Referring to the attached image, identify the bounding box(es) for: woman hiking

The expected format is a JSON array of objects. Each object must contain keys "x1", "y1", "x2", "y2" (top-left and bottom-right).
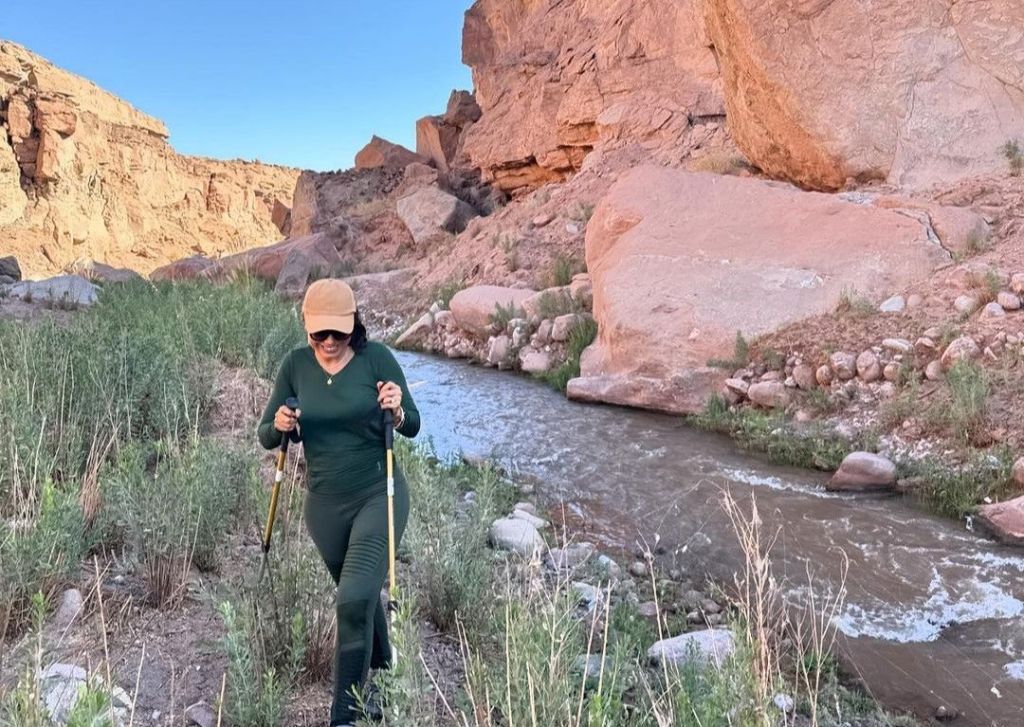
[{"x1": 257, "y1": 278, "x2": 419, "y2": 726}]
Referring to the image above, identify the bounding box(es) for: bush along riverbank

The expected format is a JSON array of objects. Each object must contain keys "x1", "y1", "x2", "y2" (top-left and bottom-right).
[{"x1": 0, "y1": 278, "x2": 914, "y2": 726}]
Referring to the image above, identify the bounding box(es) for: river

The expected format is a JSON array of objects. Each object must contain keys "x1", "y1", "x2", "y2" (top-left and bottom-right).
[{"x1": 397, "y1": 351, "x2": 1024, "y2": 726}]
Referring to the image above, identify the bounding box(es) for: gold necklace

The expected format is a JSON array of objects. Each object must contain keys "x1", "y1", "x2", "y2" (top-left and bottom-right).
[{"x1": 318, "y1": 348, "x2": 352, "y2": 386}]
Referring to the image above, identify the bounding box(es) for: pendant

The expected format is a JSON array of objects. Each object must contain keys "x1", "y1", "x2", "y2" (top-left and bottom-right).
[{"x1": 327, "y1": 377, "x2": 333, "y2": 386}]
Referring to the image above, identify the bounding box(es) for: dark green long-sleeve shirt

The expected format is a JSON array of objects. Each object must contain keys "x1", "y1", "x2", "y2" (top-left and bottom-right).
[{"x1": 257, "y1": 341, "x2": 420, "y2": 494}]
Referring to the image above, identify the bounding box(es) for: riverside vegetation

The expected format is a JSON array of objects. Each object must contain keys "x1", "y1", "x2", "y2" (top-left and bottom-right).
[{"x1": 0, "y1": 279, "x2": 910, "y2": 725}]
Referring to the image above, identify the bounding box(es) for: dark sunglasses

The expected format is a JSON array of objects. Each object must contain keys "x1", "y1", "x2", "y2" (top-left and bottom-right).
[{"x1": 310, "y1": 329, "x2": 351, "y2": 343}]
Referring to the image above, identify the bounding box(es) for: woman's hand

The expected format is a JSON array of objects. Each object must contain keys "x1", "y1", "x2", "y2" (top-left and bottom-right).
[
  {"x1": 376, "y1": 380, "x2": 402, "y2": 413},
  {"x1": 273, "y1": 403, "x2": 299, "y2": 433}
]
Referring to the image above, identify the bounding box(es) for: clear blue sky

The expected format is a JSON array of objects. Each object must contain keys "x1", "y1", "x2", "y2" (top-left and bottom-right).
[{"x1": 1, "y1": 1, "x2": 474, "y2": 171}]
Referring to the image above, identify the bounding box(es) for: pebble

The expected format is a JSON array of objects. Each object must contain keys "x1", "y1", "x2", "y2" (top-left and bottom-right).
[{"x1": 629, "y1": 561, "x2": 647, "y2": 578}]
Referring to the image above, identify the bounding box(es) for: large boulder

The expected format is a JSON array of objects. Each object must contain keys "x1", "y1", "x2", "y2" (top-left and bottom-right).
[
  {"x1": 571, "y1": 166, "x2": 949, "y2": 414},
  {"x1": 396, "y1": 187, "x2": 477, "y2": 245},
  {"x1": 416, "y1": 115, "x2": 461, "y2": 173},
  {"x1": 647, "y1": 629, "x2": 735, "y2": 669},
  {"x1": 827, "y1": 452, "x2": 897, "y2": 492},
  {"x1": 67, "y1": 258, "x2": 143, "y2": 284},
  {"x1": 490, "y1": 517, "x2": 544, "y2": 557},
  {"x1": 9, "y1": 275, "x2": 98, "y2": 306},
  {"x1": 0, "y1": 255, "x2": 22, "y2": 282},
  {"x1": 354, "y1": 135, "x2": 426, "y2": 170},
  {"x1": 977, "y1": 497, "x2": 1024, "y2": 546},
  {"x1": 461, "y1": 0, "x2": 725, "y2": 193},
  {"x1": 0, "y1": 132, "x2": 27, "y2": 226},
  {"x1": 273, "y1": 234, "x2": 345, "y2": 299},
  {"x1": 704, "y1": 0, "x2": 1024, "y2": 190},
  {"x1": 150, "y1": 255, "x2": 215, "y2": 282},
  {"x1": 449, "y1": 285, "x2": 536, "y2": 338}
]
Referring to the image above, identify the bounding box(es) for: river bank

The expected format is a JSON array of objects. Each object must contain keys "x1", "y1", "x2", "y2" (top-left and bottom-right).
[{"x1": 0, "y1": 279, "x2": 931, "y2": 726}]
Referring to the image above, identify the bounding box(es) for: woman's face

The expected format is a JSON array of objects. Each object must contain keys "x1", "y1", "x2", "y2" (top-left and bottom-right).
[{"x1": 309, "y1": 330, "x2": 350, "y2": 360}]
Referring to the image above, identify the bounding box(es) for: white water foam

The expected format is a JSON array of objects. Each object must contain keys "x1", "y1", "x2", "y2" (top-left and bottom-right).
[
  {"x1": 1005, "y1": 661, "x2": 1024, "y2": 680},
  {"x1": 718, "y1": 466, "x2": 846, "y2": 499},
  {"x1": 834, "y1": 571, "x2": 1024, "y2": 643}
]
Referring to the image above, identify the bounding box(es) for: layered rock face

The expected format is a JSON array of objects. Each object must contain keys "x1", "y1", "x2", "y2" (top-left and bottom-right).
[
  {"x1": 463, "y1": 0, "x2": 1024, "y2": 194},
  {"x1": 702, "y1": 0, "x2": 1024, "y2": 191},
  {"x1": 567, "y1": 166, "x2": 952, "y2": 413},
  {"x1": 461, "y1": 0, "x2": 726, "y2": 193},
  {"x1": 0, "y1": 42, "x2": 299, "y2": 277}
]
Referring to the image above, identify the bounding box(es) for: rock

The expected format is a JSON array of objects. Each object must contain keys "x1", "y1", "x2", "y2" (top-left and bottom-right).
[
  {"x1": 596, "y1": 555, "x2": 622, "y2": 579},
  {"x1": 724, "y1": 378, "x2": 749, "y2": 398},
  {"x1": 982, "y1": 302, "x2": 1006, "y2": 318},
  {"x1": 915, "y1": 337, "x2": 938, "y2": 357},
  {"x1": 1013, "y1": 458, "x2": 1024, "y2": 490},
  {"x1": 446, "y1": 90, "x2": 482, "y2": 127},
  {"x1": 486, "y1": 334, "x2": 511, "y2": 367},
  {"x1": 150, "y1": 255, "x2": 215, "y2": 282},
  {"x1": 567, "y1": 369, "x2": 730, "y2": 417},
  {"x1": 521, "y1": 286, "x2": 574, "y2": 320},
  {"x1": 53, "y1": 588, "x2": 83, "y2": 629},
  {"x1": 449, "y1": 285, "x2": 536, "y2": 338},
  {"x1": 815, "y1": 365, "x2": 833, "y2": 387},
  {"x1": 701, "y1": 600, "x2": 723, "y2": 615},
  {"x1": 940, "y1": 336, "x2": 981, "y2": 370},
  {"x1": 532, "y1": 213, "x2": 554, "y2": 228},
  {"x1": 40, "y1": 663, "x2": 127, "y2": 726},
  {"x1": 792, "y1": 364, "x2": 816, "y2": 391},
  {"x1": 396, "y1": 187, "x2": 477, "y2": 245},
  {"x1": 828, "y1": 452, "x2": 897, "y2": 492},
  {"x1": 572, "y1": 654, "x2": 604, "y2": 683},
  {"x1": 907, "y1": 293, "x2": 924, "y2": 308},
  {"x1": 395, "y1": 313, "x2": 434, "y2": 350},
  {"x1": 954, "y1": 295, "x2": 981, "y2": 315},
  {"x1": 519, "y1": 347, "x2": 552, "y2": 374},
  {"x1": 34, "y1": 97, "x2": 77, "y2": 136},
  {"x1": 773, "y1": 693, "x2": 795, "y2": 714},
  {"x1": 882, "y1": 338, "x2": 914, "y2": 355},
  {"x1": 547, "y1": 543, "x2": 596, "y2": 571},
  {"x1": 9, "y1": 275, "x2": 98, "y2": 307},
  {"x1": 934, "y1": 705, "x2": 958, "y2": 721},
  {"x1": 534, "y1": 319, "x2": 553, "y2": 346},
  {"x1": 577, "y1": 167, "x2": 947, "y2": 415},
  {"x1": 572, "y1": 582, "x2": 603, "y2": 609},
  {"x1": 925, "y1": 360, "x2": 945, "y2": 381},
  {"x1": 883, "y1": 363, "x2": 901, "y2": 382},
  {"x1": 66, "y1": 258, "x2": 143, "y2": 284},
  {"x1": 511, "y1": 508, "x2": 549, "y2": 529},
  {"x1": 271, "y1": 199, "x2": 291, "y2": 235},
  {"x1": 415, "y1": 115, "x2": 461, "y2": 172},
  {"x1": 1012, "y1": 274, "x2": 1024, "y2": 296},
  {"x1": 830, "y1": 352, "x2": 858, "y2": 381},
  {"x1": 878, "y1": 295, "x2": 906, "y2": 313},
  {"x1": 490, "y1": 517, "x2": 544, "y2": 557},
  {"x1": 856, "y1": 351, "x2": 882, "y2": 382},
  {"x1": 0, "y1": 256, "x2": 22, "y2": 281},
  {"x1": 354, "y1": 135, "x2": 425, "y2": 170},
  {"x1": 747, "y1": 381, "x2": 791, "y2": 409},
  {"x1": 998, "y1": 292, "x2": 1022, "y2": 311},
  {"x1": 637, "y1": 601, "x2": 660, "y2": 619},
  {"x1": 704, "y1": 0, "x2": 1024, "y2": 190},
  {"x1": 273, "y1": 234, "x2": 345, "y2": 299},
  {"x1": 978, "y1": 496, "x2": 1024, "y2": 545},
  {"x1": 184, "y1": 701, "x2": 217, "y2": 727},
  {"x1": 568, "y1": 273, "x2": 593, "y2": 310},
  {"x1": 629, "y1": 561, "x2": 647, "y2": 578},
  {"x1": 462, "y1": 0, "x2": 723, "y2": 192},
  {"x1": 647, "y1": 629, "x2": 736, "y2": 669},
  {"x1": 551, "y1": 313, "x2": 591, "y2": 342}
]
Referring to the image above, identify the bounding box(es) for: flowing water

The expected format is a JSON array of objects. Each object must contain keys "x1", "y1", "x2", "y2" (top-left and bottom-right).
[{"x1": 397, "y1": 351, "x2": 1024, "y2": 726}]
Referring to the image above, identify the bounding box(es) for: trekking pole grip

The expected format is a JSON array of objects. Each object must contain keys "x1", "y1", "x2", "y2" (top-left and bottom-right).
[{"x1": 383, "y1": 408, "x2": 394, "y2": 449}]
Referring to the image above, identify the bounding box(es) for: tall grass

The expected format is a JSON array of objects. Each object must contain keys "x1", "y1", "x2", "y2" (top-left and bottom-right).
[
  {"x1": 539, "y1": 317, "x2": 598, "y2": 392},
  {"x1": 0, "y1": 278, "x2": 304, "y2": 632}
]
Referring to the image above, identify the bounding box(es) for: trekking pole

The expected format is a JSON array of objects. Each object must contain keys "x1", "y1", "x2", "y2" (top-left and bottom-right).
[
  {"x1": 261, "y1": 396, "x2": 300, "y2": 562},
  {"x1": 383, "y1": 408, "x2": 399, "y2": 663}
]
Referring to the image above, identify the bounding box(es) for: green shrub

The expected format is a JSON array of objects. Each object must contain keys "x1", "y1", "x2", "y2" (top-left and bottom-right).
[
  {"x1": 104, "y1": 439, "x2": 256, "y2": 605},
  {"x1": 0, "y1": 483, "x2": 87, "y2": 639},
  {"x1": 549, "y1": 254, "x2": 583, "y2": 288},
  {"x1": 536, "y1": 290, "x2": 581, "y2": 320},
  {"x1": 489, "y1": 302, "x2": 523, "y2": 333},
  {"x1": 708, "y1": 332, "x2": 750, "y2": 371},
  {"x1": 540, "y1": 316, "x2": 598, "y2": 392},
  {"x1": 945, "y1": 359, "x2": 990, "y2": 443},
  {"x1": 1002, "y1": 139, "x2": 1023, "y2": 176},
  {"x1": 836, "y1": 287, "x2": 875, "y2": 317}
]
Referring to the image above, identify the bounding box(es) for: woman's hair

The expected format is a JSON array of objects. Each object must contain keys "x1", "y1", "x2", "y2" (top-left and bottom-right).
[{"x1": 350, "y1": 310, "x2": 368, "y2": 352}]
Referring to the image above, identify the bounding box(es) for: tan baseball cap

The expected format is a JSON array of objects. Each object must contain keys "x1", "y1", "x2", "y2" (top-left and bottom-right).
[{"x1": 302, "y1": 278, "x2": 357, "y2": 334}]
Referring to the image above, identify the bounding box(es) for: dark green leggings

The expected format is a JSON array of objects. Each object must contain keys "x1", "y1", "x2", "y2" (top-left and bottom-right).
[{"x1": 304, "y1": 473, "x2": 409, "y2": 725}]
